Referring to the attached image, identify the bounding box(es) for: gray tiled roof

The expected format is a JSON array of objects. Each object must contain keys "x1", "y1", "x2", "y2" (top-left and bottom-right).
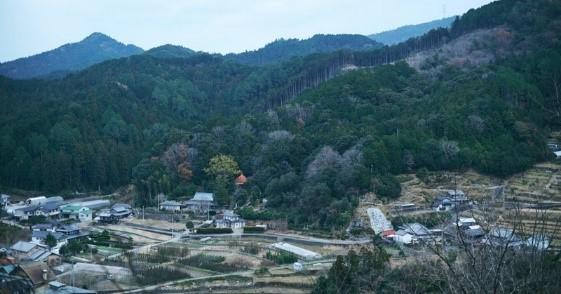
[
  {"x1": 193, "y1": 192, "x2": 214, "y2": 202},
  {"x1": 10, "y1": 241, "x2": 38, "y2": 253}
]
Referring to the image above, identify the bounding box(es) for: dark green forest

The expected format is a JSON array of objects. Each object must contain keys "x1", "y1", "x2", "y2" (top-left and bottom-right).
[{"x1": 0, "y1": 0, "x2": 560, "y2": 230}]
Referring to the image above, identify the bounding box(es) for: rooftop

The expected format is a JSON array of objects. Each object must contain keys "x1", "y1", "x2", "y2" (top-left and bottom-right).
[
  {"x1": 32, "y1": 231, "x2": 65, "y2": 240},
  {"x1": 40, "y1": 201, "x2": 62, "y2": 212},
  {"x1": 193, "y1": 192, "x2": 214, "y2": 202},
  {"x1": 57, "y1": 224, "x2": 80, "y2": 232},
  {"x1": 10, "y1": 241, "x2": 39, "y2": 253},
  {"x1": 400, "y1": 223, "x2": 432, "y2": 236},
  {"x1": 270, "y1": 242, "x2": 322, "y2": 259},
  {"x1": 161, "y1": 200, "x2": 182, "y2": 206},
  {"x1": 32, "y1": 223, "x2": 56, "y2": 230},
  {"x1": 46, "y1": 281, "x2": 97, "y2": 294},
  {"x1": 112, "y1": 203, "x2": 131, "y2": 210}
]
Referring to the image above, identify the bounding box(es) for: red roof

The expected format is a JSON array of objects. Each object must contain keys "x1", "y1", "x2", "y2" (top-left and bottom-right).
[
  {"x1": 382, "y1": 230, "x2": 396, "y2": 237},
  {"x1": 235, "y1": 174, "x2": 247, "y2": 185}
]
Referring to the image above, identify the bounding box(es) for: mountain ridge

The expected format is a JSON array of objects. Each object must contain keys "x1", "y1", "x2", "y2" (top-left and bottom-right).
[
  {"x1": 369, "y1": 16, "x2": 456, "y2": 45},
  {"x1": 0, "y1": 32, "x2": 143, "y2": 79}
]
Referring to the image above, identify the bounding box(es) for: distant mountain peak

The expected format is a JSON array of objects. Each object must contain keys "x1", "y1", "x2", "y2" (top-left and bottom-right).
[
  {"x1": 0, "y1": 33, "x2": 143, "y2": 79},
  {"x1": 81, "y1": 32, "x2": 120, "y2": 44}
]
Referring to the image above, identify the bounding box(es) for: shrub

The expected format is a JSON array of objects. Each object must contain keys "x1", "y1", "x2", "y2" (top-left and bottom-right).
[
  {"x1": 178, "y1": 254, "x2": 247, "y2": 272},
  {"x1": 265, "y1": 251, "x2": 298, "y2": 264}
]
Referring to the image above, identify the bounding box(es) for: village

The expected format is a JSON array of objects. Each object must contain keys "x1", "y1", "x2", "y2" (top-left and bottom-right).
[{"x1": 1, "y1": 152, "x2": 560, "y2": 293}]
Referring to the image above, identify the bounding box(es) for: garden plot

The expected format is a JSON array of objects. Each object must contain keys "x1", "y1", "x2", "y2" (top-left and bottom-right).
[
  {"x1": 103, "y1": 224, "x2": 171, "y2": 242},
  {"x1": 123, "y1": 217, "x2": 187, "y2": 231}
]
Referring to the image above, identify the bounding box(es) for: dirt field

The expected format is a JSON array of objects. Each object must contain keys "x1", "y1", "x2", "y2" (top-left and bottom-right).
[
  {"x1": 123, "y1": 218, "x2": 187, "y2": 231},
  {"x1": 104, "y1": 224, "x2": 172, "y2": 242}
]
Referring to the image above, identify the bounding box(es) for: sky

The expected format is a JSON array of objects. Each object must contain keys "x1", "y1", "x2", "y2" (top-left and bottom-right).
[{"x1": 0, "y1": 0, "x2": 495, "y2": 62}]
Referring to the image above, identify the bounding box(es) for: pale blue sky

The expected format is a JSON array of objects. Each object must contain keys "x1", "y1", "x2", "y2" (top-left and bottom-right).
[{"x1": 0, "y1": 0, "x2": 494, "y2": 62}]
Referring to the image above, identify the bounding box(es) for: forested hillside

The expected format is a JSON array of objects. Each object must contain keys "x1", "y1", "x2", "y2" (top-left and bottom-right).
[
  {"x1": 0, "y1": 0, "x2": 560, "y2": 230},
  {"x1": 226, "y1": 34, "x2": 382, "y2": 65}
]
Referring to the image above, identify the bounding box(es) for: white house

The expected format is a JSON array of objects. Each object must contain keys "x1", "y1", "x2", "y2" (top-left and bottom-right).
[
  {"x1": 13, "y1": 205, "x2": 38, "y2": 220},
  {"x1": 215, "y1": 210, "x2": 245, "y2": 229},
  {"x1": 160, "y1": 200, "x2": 184, "y2": 211},
  {"x1": 31, "y1": 223, "x2": 56, "y2": 232},
  {"x1": 393, "y1": 230, "x2": 415, "y2": 245},
  {"x1": 35, "y1": 201, "x2": 62, "y2": 217},
  {"x1": 457, "y1": 217, "x2": 477, "y2": 228},
  {"x1": 293, "y1": 262, "x2": 304, "y2": 272}
]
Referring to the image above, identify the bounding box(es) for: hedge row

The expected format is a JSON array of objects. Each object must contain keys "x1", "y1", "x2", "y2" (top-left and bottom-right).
[
  {"x1": 195, "y1": 227, "x2": 233, "y2": 234},
  {"x1": 243, "y1": 226, "x2": 266, "y2": 233}
]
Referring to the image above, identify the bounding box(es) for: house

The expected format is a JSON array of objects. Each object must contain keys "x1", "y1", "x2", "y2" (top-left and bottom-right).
[
  {"x1": 95, "y1": 204, "x2": 132, "y2": 224},
  {"x1": 32, "y1": 223, "x2": 56, "y2": 232},
  {"x1": 186, "y1": 192, "x2": 214, "y2": 213},
  {"x1": 432, "y1": 196, "x2": 453, "y2": 211},
  {"x1": 485, "y1": 227, "x2": 524, "y2": 247},
  {"x1": 160, "y1": 200, "x2": 184, "y2": 211},
  {"x1": 223, "y1": 210, "x2": 239, "y2": 221},
  {"x1": 16, "y1": 262, "x2": 56, "y2": 288},
  {"x1": 215, "y1": 218, "x2": 245, "y2": 229},
  {"x1": 61, "y1": 204, "x2": 92, "y2": 221},
  {"x1": 548, "y1": 143, "x2": 560, "y2": 151},
  {"x1": 110, "y1": 204, "x2": 133, "y2": 219},
  {"x1": 0, "y1": 194, "x2": 9, "y2": 207},
  {"x1": 46, "y1": 281, "x2": 97, "y2": 294},
  {"x1": 293, "y1": 262, "x2": 304, "y2": 272},
  {"x1": 0, "y1": 265, "x2": 34, "y2": 293},
  {"x1": 392, "y1": 230, "x2": 415, "y2": 245},
  {"x1": 31, "y1": 231, "x2": 66, "y2": 246},
  {"x1": 215, "y1": 210, "x2": 245, "y2": 229},
  {"x1": 526, "y1": 235, "x2": 550, "y2": 250},
  {"x1": 446, "y1": 190, "x2": 468, "y2": 202},
  {"x1": 10, "y1": 241, "x2": 43, "y2": 256},
  {"x1": 399, "y1": 223, "x2": 433, "y2": 240},
  {"x1": 9, "y1": 241, "x2": 56, "y2": 263},
  {"x1": 465, "y1": 225, "x2": 486, "y2": 239},
  {"x1": 457, "y1": 217, "x2": 477, "y2": 228},
  {"x1": 13, "y1": 205, "x2": 38, "y2": 220},
  {"x1": 250, "y1": 219, "x2": 288, "y2": 231},
  {"x1": 5, "y1": 203, "x2": 27, "y2": 216},
  {"x1": 554, "y1": 150, "x2": 561, "y2": 159},
  {"x1": 269, "y1": 242, "x2": 321, "y2": 260},
  {"x1": 35, "y1": 201, "x2": 62, "y2": 217},
  {"x1": 96, "y1": 209, "x2": 118, "y2": 224},
  {"x1": 56, "y1": 224, "x2": 81, "y2": 236}
]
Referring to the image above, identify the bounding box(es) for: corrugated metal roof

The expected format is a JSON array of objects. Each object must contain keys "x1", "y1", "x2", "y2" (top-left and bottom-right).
[{"x1": 10, "y1": 241, "x2": 38, "y2": 253}]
